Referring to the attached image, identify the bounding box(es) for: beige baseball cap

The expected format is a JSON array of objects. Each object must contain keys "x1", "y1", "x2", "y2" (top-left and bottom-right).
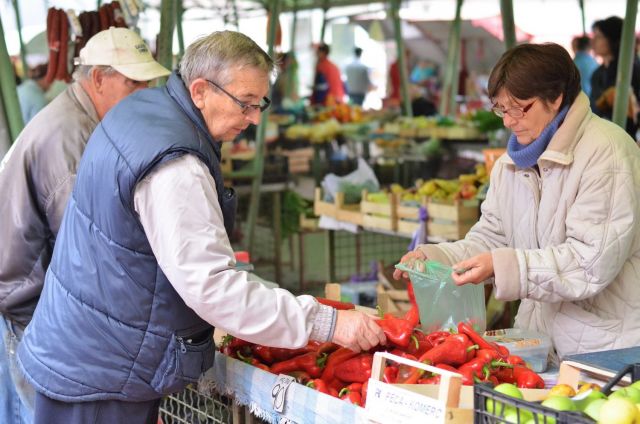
[{"x1": 75, "y1": 27, "x2": 171, "y2": 81}]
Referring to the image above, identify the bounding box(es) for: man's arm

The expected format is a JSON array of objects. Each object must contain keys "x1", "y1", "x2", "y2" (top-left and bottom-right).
[{"x1": 133, "y1": 154, "x2": 335, "y2": 348}]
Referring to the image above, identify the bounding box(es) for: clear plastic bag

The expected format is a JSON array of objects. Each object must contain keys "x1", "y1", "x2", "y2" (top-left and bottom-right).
[{"x1": 395, "y1": 260, "x2": 486, "y2": 333}]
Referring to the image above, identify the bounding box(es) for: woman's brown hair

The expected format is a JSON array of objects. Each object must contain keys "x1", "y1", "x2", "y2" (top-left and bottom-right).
[{"x1": 488, "y1": 43, "x2": 581, "y2": 110}]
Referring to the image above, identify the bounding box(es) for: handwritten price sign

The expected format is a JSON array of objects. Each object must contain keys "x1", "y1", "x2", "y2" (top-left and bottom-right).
[{"x1": 271, "y1": 374, "x2": 296, "y2": 413}]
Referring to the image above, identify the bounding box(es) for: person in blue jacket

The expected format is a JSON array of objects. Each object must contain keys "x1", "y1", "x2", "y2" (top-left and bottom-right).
[{"x1": 17, "y1": 31, "x2": 385, "y2": 424}]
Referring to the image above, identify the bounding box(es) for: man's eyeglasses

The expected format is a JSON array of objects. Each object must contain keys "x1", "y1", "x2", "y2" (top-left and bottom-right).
[
  {"x1": 206, "y1": 79, "x2": 271, "y2": 114},
  {"x1": 491, "y1": 100, "x2": 536, "y2": 118}
]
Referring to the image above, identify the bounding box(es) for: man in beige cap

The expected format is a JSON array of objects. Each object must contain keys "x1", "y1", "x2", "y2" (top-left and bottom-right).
[
  {"x1": 0, "y1": 27, "x2": 169, "y2": 424},
  {"x1": 17, "y1": 30, "x2": 384, "y2": 423}
]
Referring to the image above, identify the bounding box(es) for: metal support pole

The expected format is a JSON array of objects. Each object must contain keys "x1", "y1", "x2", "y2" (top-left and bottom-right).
[
  {"x1": 157, "y1": 0, "x2": 176, "y2": 85},
  {"x1": 0, "y1": 16, "x2": 24, "y2": 142},
  {"x1": 320, "y1": 0, "x2": 329, "y2": 43},
  {"x1": 11, "y1": 0, "x2": 27, "y2": 73},
  {"x1": 286, "y1": 1, "x2": 298, "y2": 98},
  {"x1": 612, "y1": 0, "x2": 639, "y2": 129},
  {"x1": 438, "y1": 0, "x2": 463, "y2": 117},
  {"x1": 176, "y1": 0, "x2": 185, "y2": 62},
  {"x1": 577, "y1": 0, "x2": 586, "y2": 35},
  {"x1": 246, "y1": 0, "x2": 280, "y2": 256},
  {"x1": 389, "y1": 0, "x2": 412, "y2": 117},
  {"x1": 232, "y1": 0, "x2": 241, "y2": 30},
  {"x1": 499, "y1": 0, "x2": 516, "y2": 50}
]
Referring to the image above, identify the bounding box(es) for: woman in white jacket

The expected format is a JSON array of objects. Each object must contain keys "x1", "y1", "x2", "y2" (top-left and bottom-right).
[{"x1": 395, "y1": 43, "x2": 640, "y2": 358}]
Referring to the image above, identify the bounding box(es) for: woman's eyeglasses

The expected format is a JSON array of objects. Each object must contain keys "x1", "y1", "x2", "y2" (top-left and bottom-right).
[
  {"x1": 492, "y1": 100, "x2": 536, "y2": 118},
  {"x1": 206, "y1": 79, "x2": 271, "y2": 114}
]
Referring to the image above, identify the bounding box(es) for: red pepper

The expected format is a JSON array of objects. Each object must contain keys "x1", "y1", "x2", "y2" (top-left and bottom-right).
[
  {"x1": 236, "y1": 351, "x2": 270, "y2": 372},
  {"x1": 406, "y1": 331, "x2": 433, "y2": 357},
  {"x1": 434, "y1": 363, "x2": 459, "y2": 373},
  {"x1": 493, "y1": 367, "x2": 515, "y2": 384},
  {"x1": 458, "y1": 357, "x2": 491, "y2": 381},
  {"x1": 507, "y1": 355, "x2": 526, "y2": 366},
  {"x1": 458, "y1": 322, "x2": 508, "y2": 360},
  {"x1": 285, "y1": 371, "x2": 311, "y2": 385},
  {"x1": 339, "y1": 385, "x2": 362, "y2": 406},
  {"x1": 361, "y1": 380, "x2": 369, "y2": 407},
  {"x1": 476, "y1": 349, "x2": 503, "y2": 363},
  {"x1": 458, "y1": 367, "x2": 477, "y2": 385},
  {"x1": 320, "y1": 347, "x2": 359, "y2": 382},
  {"x1": 418, "y1": 375, "x2": 441, "y2": 384},
  {"x1": 315, "y1": 297, "x2": 355, "y2": 310},
  {"x1": 334, "y1": 353, "x2": 373, "y2": 383},
  {"x1": 403, "y1": 303, "x2": 420, "y2": 328},
  {"x1": 426, "y1": 330, "x2": 451, "y2": 346},
  {"x1": 251, "y1": 342, "x2": 321, "y2": 365},
  {"x1": 407, "y1": 282, "x2": 417, "y2": 307},
  {"x1": 219, "y1": 335, "x2": 251, "y2": 358},
  {"x1": 376, "y1": 315, "x2": 414, "y2": 348},
  {"x1": 487, "y1": 375, "x2": 499, "y2": 386},
  {"x1": 307, "y1": 379, "x2": 329, "y2": 394},
  {"x1": 383, "y1": 365, "x2": 399, "y2": 384},
  {"x1": 328, "y1": 387, "x2": 339, "y2": 397},
  {"x1": 271, "y1": 351, "x2": 328, "y2": 378},
  {"x1": 389, "y1": 349, "x2": 417, "y2": 362},
  {"x1": 419, "y1": 334, "x2": 477, "y2": 367},
  {"x1": 513, "y1": 365, "x2": 545, "y2": 389}
]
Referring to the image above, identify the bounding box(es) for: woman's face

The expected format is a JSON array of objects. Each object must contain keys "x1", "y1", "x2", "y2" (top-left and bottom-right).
[
  {"x1": 592, "y1": 28, "x2": 611, "y2": 58},
  {"x1": 493, "y1": 88, "x2": 563, "y2": 145}
]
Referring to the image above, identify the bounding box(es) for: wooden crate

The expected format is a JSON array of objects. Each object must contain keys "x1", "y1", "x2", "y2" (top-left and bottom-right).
[
  {"x1": 396, "y1": 198, "x2": 478, "y2": 240},
  {"x1": 360, "y1": 190, "x2": 398, "y2": 231},
  {"x1": 279, "y1": 147, "x2": 313, "y2": 174},
  {"x1": 427, "y1": 199, "x2": 479, "y2": 240},
  {"x1": 396, "y1": 201, "x2": 424, "y2": 236},
  {"x1": 366, "y1": 352, "x2": 549, "y2": 424},
  {"x1": 313, "y1": 188, "x2": 363, "y2": 226}
]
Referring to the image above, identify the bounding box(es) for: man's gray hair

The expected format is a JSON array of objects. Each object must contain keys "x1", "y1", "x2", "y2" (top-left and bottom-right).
[
  {"x1": 72, "y1": 65, "x2": 119, "y2": 82},
  {"x1": 179, "y1": 31, "x2": 275, "y2": 87}
]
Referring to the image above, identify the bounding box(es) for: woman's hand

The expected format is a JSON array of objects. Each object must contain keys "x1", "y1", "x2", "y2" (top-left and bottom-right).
[
  {"x1": 451, "y1": 252, "x2": 494, "y2": 286},
  {"x1": 392, "y1": 249, "x2": 427, "y2": 280}
]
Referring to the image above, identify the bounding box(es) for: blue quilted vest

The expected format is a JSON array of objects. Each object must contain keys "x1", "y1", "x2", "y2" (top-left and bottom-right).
[{"x1": 18, "y1": 72, "x2": 237, "y2": 402}]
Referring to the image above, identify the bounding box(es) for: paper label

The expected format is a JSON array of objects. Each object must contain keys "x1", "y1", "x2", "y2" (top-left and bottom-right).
[
  {"x1": 365, "y1": 379, "x2": 446, "y2": 424},
  {"x1": 271, "y1": 374, "x2": 296, "y2": 413}
]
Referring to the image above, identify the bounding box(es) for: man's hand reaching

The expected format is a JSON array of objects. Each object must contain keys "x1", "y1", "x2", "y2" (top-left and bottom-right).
[{"x1": 331, "y1": 310, "x2": 386, "y2": 352}]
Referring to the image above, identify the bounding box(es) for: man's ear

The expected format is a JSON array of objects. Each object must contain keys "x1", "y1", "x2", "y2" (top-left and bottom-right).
[
  {"x1": 90, "y1": 67, "x2": 105, "y2": 93},
  {"x1": 189, "y1": 78, "x2": 209, "y2": 110}
]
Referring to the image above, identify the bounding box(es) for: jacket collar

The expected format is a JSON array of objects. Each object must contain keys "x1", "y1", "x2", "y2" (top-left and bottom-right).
[
  {"x1": 501, "y1": 92, "x2": 592, "y2": 167},
  {"x1": 165, "y1": 71, "x2": 221, "y2": 158},
  {"x1": 71, "y1": 82, "x2": 100, "y2": 125}
]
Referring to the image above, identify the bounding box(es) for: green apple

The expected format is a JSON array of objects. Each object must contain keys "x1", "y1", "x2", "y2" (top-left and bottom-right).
[
  {"x1": 503, "y1": 408, "x2": 533, "y2": 423},
  {"x1": 584, "y1": 398, "x2": 606, "y2": 421},
  {"x1": 575, "y1": 390, "x2": 608, "y2": 411},
  {"x1": 598, "y1": 397, "x2": 638, "y2": 424},
  {"x1": 542, "y1": 396, "x2": 577, "y2": 411},
  {"x1": 485, "y1": 383, "x2": 523, "y2": 416},
  {"x1": 610, "y1": 387, "x2": 640, "y2": 404},
  {"x1": 629, "y1": 380, "x2": 640, "y2": 391}
]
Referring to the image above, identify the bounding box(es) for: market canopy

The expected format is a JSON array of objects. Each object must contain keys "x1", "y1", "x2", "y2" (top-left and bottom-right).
[{"x1": 354, "y1": 16, "x2": 533, "y2": 72}]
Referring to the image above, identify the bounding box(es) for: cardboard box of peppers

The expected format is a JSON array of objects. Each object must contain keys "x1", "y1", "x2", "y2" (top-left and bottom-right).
[{"x1": 219, "y1": 284, "x2": 545, "y2": 408}]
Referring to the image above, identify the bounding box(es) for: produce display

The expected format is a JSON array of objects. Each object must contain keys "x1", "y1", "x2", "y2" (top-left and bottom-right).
[
  {"x1": 485, "y1": 379, "x2": 640, "y2": 423},
  {"x1": 365, "y1": 163, "x2": 488, "y2": 204},
  {"x1": 218, "y1": 289, "x2": 545, "y2": 408}
]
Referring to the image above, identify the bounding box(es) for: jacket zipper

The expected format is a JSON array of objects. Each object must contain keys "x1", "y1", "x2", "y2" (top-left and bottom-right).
[
  {"x1": 523, "y1": 169, "x2": 542, "y2": 248},
  {"x1": 177, "y1": 336, "x2": 187, "y2": 353}
]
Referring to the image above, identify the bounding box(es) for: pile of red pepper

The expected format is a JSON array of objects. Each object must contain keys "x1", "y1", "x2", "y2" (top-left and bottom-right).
[{"x1": 219, "y1": 291, "x2": 545, "y2": 408}]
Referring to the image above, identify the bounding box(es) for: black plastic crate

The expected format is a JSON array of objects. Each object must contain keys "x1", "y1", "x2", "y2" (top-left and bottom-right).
[{"x1": 473, "y1": 383, "x2": 594, "y2": 424}]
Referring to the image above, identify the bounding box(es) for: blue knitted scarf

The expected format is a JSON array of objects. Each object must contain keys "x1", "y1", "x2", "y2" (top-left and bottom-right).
[{"x1": 507, "y1": 105, "x2": 569, "y2": 168}]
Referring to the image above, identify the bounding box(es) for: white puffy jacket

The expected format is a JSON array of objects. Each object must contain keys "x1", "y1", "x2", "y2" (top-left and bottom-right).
[{"x1": 418, "y1": 92, "x2": 640, "y2": 358}]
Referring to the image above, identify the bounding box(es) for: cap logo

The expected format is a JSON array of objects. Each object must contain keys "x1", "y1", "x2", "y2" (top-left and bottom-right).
[{"x1": 135, "y1": 43, "x2": 149, "y2": 54}]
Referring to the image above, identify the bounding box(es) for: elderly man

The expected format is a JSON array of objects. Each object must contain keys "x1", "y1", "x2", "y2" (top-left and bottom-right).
[
  {"x1": 17, "y1": 31, "x2": 385, "y2": 423},
  {"x1": 0, "y1": 27, "x2": 169, "y2": 424}
]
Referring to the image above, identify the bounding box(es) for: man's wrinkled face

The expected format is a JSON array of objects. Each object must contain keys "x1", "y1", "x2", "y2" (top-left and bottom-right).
[{"x1": 194, "y1": 67, "x2": 270, "y2": 142}]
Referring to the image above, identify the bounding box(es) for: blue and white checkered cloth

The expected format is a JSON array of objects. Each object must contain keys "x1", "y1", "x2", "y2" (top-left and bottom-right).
[{"x1": 200, "y1": 351, "x2": 369, "y2": 424}]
